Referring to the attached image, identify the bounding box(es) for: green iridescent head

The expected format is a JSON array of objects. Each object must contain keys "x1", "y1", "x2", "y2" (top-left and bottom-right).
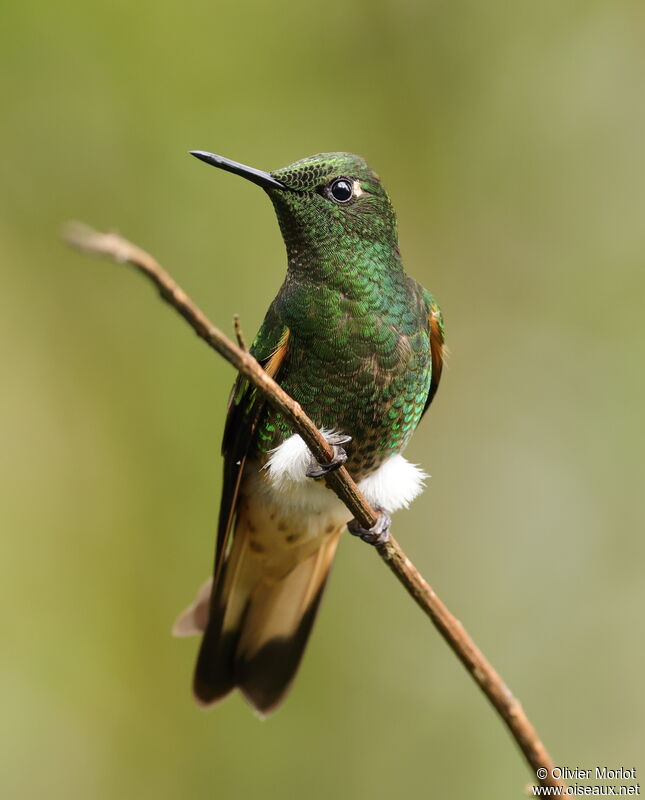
[{"x1": 190, "y1": 150, "x2": 399, "y2": 261}]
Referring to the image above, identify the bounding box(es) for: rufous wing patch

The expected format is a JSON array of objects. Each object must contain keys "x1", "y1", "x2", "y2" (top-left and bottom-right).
[
  {"x1": 264, "y1": 327, "x2": 290, "y2": 379},
  {"x1": 422, "y1": 303, "x2": 445, "y2": 414}
]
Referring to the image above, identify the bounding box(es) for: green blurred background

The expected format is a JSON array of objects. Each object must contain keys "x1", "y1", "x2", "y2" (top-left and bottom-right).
[{"x1": 2, "y1": 1, "x2": 644, "y2": 797}]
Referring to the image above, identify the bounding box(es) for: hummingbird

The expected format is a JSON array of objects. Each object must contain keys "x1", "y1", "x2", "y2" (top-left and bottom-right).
[{"x1": 174, "y1": 151, "x2": 445, "y2": 716}]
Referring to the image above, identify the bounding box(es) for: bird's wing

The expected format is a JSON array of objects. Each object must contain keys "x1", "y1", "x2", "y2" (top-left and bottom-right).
[
  {"x1": 420, "y1": 288, "x2": 446, "y2": 418},
  {"x1": 215, "y1": 305, "x2": 290, "y2": 569}
]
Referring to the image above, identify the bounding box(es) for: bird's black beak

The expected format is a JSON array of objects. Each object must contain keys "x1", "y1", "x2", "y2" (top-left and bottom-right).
[{"x1": 189, "y1": 151, "x2": 288, "y2": 190}]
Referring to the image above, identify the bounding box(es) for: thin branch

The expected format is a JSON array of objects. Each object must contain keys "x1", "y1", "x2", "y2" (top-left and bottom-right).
[
  {"x1": 233, "y1": 314, "x2": 247, "y2": 351},
  {"x1": 63, "y1": 221, "x2": 565, "y2": 791}
]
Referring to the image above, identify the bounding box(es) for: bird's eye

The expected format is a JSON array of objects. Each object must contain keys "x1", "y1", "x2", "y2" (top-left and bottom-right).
[{"x1": 328, "y1": 177, "x2": 353, "y2": 204}]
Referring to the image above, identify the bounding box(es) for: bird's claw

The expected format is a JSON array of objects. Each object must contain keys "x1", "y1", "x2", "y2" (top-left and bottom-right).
[
  {"x1": 348, "y1": 509, "x2": 391, "y2": 546},
  {"x1": 305, "y1": 434, "x2": 351, "y2": 480},
  {"x1": 306, "y1": 446, "x2": 348, "y2": 479}
]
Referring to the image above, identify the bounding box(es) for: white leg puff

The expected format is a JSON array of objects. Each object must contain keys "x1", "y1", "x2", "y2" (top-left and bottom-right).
[
  {"x1": 263, "y1": 434, "x2": 428, "y2": 517},
  {"x1": 264, "y1": 429, "x2": 346, "y2": 491},
  {"x1": 357, "y1": 454, "x2": 428, "y2": 513}
]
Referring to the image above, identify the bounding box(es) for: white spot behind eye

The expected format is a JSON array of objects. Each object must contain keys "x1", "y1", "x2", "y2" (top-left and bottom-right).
[{"x1": 352, "y1": 180, "x2": 364, "y2": 198}]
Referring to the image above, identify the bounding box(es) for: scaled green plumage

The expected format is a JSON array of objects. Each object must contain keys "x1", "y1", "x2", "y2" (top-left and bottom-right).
[{"x1": 238, "y1": 153, "x2": 442, "y2": 476}]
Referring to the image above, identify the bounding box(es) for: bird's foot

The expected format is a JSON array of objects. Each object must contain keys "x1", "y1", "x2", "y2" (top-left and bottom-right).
[
  {"x1": 348, "y1": 508, "x2": 391, "y2": 546},
  {"x1": 305, "y1": 433, "x2": 351, "y2": 479}
]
